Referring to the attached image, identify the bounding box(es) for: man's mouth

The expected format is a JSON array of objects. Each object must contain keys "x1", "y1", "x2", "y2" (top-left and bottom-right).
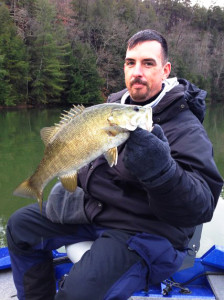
[{"x1": 130, "y1": 78, "x2": 147, "y2": 87}]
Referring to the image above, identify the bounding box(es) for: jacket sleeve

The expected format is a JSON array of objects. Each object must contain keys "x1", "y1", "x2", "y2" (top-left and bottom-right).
[{"x1": 145, "y1": 110, "x2": 223, "y2": 228}]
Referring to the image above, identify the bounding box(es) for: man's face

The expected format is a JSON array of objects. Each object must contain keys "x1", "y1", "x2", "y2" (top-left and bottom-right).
[{"x1": 124, "y1": 41, "x2": 171, "y2": 102}]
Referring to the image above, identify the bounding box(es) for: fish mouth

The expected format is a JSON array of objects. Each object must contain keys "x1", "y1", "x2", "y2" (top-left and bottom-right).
[
  {"x1": 107, "y1": 106, "x2": 152, "y2": 131},
  {"x1": 135, "y1": 108, "x2": 153, "y2": 131}
]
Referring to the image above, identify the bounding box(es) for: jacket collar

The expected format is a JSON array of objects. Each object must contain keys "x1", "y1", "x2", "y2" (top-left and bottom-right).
[{"x1": 154, "y1": 79, "x2": 207, "y2": 124}]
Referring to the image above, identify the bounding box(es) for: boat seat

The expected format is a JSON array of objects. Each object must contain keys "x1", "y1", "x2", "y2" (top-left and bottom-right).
[
  {"x1": 66, "y1": 241, "x2": 94, "y2": 264},
  {"x1": 179, "y1": 224, "x2": 203, "y2": 270},
  {"x1": 65, "y1": 224, "x2": 203, "y2": 271}
]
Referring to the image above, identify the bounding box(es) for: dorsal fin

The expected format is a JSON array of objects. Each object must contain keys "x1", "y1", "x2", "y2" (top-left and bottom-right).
[
  {"x1": 40, "y1": 105, "x2": 86, "y2": 145},
  {"x1": 40, "y1": 126, "x2": 59, "y2": 145},
  {"x1": 56, "y1": 105, "x2": 85, "y2": 127}
]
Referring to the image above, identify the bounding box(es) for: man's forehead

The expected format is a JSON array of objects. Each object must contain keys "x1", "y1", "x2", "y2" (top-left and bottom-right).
[{"x1": 126, "y1": 40, "x2": 162, "y2": 60}]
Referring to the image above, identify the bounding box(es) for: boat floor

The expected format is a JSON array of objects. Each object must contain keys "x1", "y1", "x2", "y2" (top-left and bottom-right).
[
  {"x1": 0, "y1": 269, "x2": 18, "y2": 300},
  {"x1": 207, "y1": 274, "x2": 224, "y2": 300},
  {"x1": 1, "y1": 268, "x2": 224, "y2": 299}
]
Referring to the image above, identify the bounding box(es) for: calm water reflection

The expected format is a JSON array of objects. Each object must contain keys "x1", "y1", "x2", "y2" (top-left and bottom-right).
[
  {"x1": 0, "y1": 107, "x2": 62, "y2": 246},
  {"x1": 0, "y1": 104, "x2": 223, "y2": 247}
]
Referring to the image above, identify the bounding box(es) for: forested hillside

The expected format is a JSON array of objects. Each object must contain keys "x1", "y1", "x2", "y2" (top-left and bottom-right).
[{"x1": 0, "y1": 0, "x2": 224, "y2": 106}]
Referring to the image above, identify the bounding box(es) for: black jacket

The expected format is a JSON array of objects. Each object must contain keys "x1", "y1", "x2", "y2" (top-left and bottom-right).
[{"x1": 78, "y1": 79, "x2": 223, "y2": 250}]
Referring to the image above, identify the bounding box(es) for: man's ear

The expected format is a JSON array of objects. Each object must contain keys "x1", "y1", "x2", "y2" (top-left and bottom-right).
[{"x1": 162, "y1": 62, "x2": 171, "y2": 80}]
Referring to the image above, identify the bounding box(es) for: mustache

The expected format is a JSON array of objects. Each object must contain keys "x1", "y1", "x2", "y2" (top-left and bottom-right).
[{"x1": 130, "y1": 78, "x2": 148, "y2": 86}]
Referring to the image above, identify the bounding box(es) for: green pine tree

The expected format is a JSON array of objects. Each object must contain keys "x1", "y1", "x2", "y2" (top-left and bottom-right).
[
  {"x1": 28, "y1": 0, "x2": 66, "y2": 104},
  {"x1": 0, "y1": 3, "x2": 29, "y2": 106},
  {"x1": 65, "y1": 42, "x2": 104, "y2": 105},
  {"x1": 0, "y1": 54, "x2": 11, "y2": 105}
]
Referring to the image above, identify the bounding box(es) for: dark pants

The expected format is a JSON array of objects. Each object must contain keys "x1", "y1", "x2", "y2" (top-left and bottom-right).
[{"x1": 7, "y1": 203, "x2": 185, "y2": 300}]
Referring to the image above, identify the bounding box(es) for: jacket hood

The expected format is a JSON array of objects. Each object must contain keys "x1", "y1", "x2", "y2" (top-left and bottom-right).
[{"x1": 179, "y1": 78, "x2": 207, "y2": 123}]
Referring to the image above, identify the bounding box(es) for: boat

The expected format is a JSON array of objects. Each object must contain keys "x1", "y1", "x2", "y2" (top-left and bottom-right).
[
  {"x1": 1, "y1": 200, "x2": 224, "y2": 300},
  {"x1": 1, "y1": 243, "x2": 224, "y2": 300}
]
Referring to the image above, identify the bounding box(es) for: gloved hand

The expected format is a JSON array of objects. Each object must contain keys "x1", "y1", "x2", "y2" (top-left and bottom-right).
[{"x1": 123, "y1": 125, "x2": 176, "y2": 187}]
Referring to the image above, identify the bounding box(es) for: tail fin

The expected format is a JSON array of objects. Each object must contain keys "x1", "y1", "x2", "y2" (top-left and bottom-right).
[{"x1": 13, "y1": 179, "x2": 43, "y2": 210}]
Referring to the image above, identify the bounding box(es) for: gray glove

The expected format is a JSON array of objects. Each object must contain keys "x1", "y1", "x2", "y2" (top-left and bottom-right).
[{"x1": 46, "y1": 182, "x2": 89, "y2": 224}]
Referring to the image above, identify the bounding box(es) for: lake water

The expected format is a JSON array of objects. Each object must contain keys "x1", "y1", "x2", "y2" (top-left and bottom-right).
[{"x1": 0, "y1": 104, "x2": 223, "y2": 250}]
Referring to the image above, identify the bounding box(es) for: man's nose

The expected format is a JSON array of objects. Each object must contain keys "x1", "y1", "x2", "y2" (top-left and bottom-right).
[{"x1": 132, "y1": 63, "x2": 143, "y2": 77}]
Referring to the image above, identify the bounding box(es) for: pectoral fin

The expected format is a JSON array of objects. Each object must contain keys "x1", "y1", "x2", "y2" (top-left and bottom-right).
[
  {"x1": 104, "y1": 147, "x2": 118, "y2": 167},
  {"x1": 60, "y1": 171, "x2": 78, "y2": 192}
]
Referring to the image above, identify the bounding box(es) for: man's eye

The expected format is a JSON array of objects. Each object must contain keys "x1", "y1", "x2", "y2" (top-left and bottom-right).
[
  {"x1": 125, "y1": 61, "x2": 134, "y2": 66},
  {"x1": 144, "y1": 62, "x2": 153, "y2": 67}
]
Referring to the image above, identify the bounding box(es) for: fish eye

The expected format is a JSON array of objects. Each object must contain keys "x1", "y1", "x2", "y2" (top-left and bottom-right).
[{"x1": 133, "y1": 106, "x2": 139, "y2": 112}]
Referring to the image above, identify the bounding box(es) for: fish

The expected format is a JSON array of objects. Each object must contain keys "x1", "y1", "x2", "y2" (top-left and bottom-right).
[{"x1": 13, "y1": 103, "x2": 152, "y2": 209}]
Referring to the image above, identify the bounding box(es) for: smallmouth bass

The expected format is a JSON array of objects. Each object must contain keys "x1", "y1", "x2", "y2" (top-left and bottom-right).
[{"x1": 13, "y1": 103, "x2": 152, "y2": 209}]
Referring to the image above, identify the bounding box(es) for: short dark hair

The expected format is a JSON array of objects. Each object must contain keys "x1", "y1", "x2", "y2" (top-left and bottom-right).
[{"x1": 127, "y1": 29, "x2": 168, "y2": 63}]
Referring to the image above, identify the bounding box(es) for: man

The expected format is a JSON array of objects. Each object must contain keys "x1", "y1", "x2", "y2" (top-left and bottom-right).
[{"x1": 7, "y1": 29, "x2": 223, "y2": 300}]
